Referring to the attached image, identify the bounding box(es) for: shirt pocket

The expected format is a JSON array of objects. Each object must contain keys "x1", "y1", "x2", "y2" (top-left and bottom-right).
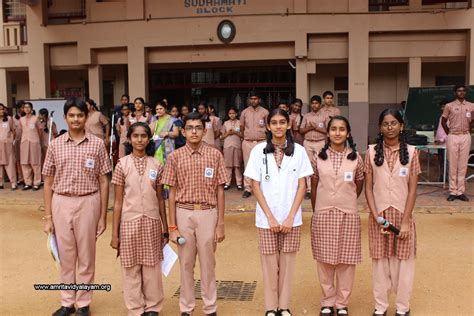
[{"x1": 82, "y1": 153, "x2": 98, "y2": 176}]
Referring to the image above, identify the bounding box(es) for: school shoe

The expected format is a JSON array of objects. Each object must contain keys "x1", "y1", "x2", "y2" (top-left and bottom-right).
[
  {"x1": 75, "y1": 306, "x2": 90, "y2": 316},
  {"x1": 304, "y1": 192, "x2": 311, "y2": 200},
  {"x1": 22, "y1": 185, "x2": 32, "y2": 190},
  {"x1": 372, "y1": 310, "x2": 387, "y2": 316},
  {"x1": 17, "y1": 180, "x2": 25, "y2": 186},
  {"x1": 447, "y1": 194, "x2": 457, "y2": 201},
  {"x1": 224, "y1": 184, "x2": 230, "y2": 190},
  {"x1": 206, "y1": 313, "x2": 217, "y2": 316},
  {"x1": 237, "y1": 185, "x2": 243, "y2": 191},
  {"x1": 395, "y1": 310, "x2": 410, "y2": 316},
  {"x1": 11, "y1": 185, "x2": 17, "y2": 191},
  {"x1": 336, "y1": 307, "x2": 348, "y2": 315},
  {"x1": 457, "y1": 194, "x2": 469, "y2": 202},
  {"x1": 265, "y1": 310, "x2": 278, "y2": 316},
  {"x1": 0, "y1": 184, "x2": 3, "y2": 189},
  {"x1": 320, "y1": 306, "x2": 334, "y2": 316},
  {"x1": 32, "y1": 185, "x2": 40, "y2": 191},
  {"x1": 144, "y1": 312, "x2": 159, "y2": 316},
  {"x1": 181, "y1": 313, "x2": 191, "y2": 316},
  {"x1": 242, "y1": 191, "x2": 252, "y2": 198},
  {"x1": 279, "y1": 309, "x2": 292, "y2": 316},
  {"x1": 52, "y1": 306, "x2": 76, "y2": 316}
]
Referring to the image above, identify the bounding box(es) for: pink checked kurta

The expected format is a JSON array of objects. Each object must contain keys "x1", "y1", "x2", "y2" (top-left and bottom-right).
[{"x1": 19, "y1": 115, "x2": 42, "y2": 165}]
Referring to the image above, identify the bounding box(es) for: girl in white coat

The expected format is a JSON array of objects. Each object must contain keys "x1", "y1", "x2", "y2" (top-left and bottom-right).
[{"x1": 244, "y1": 109, "x2": 313, "y2": 316}]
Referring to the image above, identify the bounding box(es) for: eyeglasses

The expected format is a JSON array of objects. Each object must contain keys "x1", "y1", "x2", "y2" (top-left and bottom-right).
[
  {"x1": 184, "y1": 126, "x2": 204, "y2": 132},
  {"x1": 381, "y1": 121, "x2": 400, "y2": 129}
]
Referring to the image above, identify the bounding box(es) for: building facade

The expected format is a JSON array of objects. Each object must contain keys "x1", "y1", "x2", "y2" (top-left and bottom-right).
[{"x1": 0, "y1": 0, "x2": 473, "y2": 149}]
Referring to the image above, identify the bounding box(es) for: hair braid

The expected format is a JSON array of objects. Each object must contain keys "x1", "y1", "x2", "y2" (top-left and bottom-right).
[
  {"x1": 318, "y1": 137, "x2": 330, "y2": 160},
  {"x1": 374, "y1": 132, "x2": 385, "y2": 166},
  {"x1": 399, "y1": 129, "x2": 409, "y2": 165},
  {"x1": 347, "y1": 134, "x2": 357, "y2": 161},
  {"x1": 284, "y1": 129, "x2": 295, "y2": 156}
]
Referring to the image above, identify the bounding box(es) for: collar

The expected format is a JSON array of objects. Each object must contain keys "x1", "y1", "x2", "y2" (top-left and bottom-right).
[
  {"x1": 131, "y1": 153, "x2": 147, "y2": 161},
  {"x1": 64, "y1": 132, "x2": 89, "y2": 145},
  {"x1": 250, "y1": 106, "x2": 261, "y2": 112},
  {"x1": 184, "y1": 142, "x2": 204, "y2": 156},
  {"x1": 454, "y1": 99, "x2": 465, "y2": 105},
  {"x1": 383, "y1": 142, "x2": 400, "y2": 152},
  {"x1": 328, "y1": 146, "x2": 347, "y2": 155}
]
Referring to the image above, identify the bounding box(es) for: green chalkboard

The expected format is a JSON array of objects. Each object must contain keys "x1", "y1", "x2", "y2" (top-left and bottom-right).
[{"x1": 404, "y1": 86, "x2": 474, "y2": 131}]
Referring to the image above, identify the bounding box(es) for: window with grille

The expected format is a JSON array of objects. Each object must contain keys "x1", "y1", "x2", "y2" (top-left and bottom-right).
[{"x1": 3, "y1": 0, "x2": 26, "y2": 22}]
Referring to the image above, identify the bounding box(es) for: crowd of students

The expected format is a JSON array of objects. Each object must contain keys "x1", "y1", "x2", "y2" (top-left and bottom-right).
[{"x1": 0, "y1": 85, "x2": 471, "y2": 316}]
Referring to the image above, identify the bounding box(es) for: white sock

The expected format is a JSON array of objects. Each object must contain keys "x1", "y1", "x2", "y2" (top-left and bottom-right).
[
  {"x1": 375, "y1": 311, "x2": 386, "y2": 315},
  {"x1": 322, "y1": 308, "x2": 332, "y2": 313},
  {"x1": 338, "y1": 309, "x2": 348, "y2": 315}
]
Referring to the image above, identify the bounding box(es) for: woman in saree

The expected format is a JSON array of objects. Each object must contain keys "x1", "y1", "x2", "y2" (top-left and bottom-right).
[{"x1": 149, "y1": 101, "x2": 180, "y2": 167}]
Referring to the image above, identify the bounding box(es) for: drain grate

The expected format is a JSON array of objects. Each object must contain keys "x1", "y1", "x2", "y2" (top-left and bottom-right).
[{"x1": 173, "y1": 280, "x2": 257, "y2": 301}]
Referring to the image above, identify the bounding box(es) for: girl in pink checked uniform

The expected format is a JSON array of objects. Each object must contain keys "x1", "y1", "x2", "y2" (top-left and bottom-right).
[
  {"x1": 365, "y1": 109, "x2": 421, "y2": 316},
  {"x1": 111, "y1": 122, "x2": 169, "y2": 316}
]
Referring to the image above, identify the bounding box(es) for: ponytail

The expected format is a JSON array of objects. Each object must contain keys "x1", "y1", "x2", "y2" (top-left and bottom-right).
[
  {"x1": 263, "y1": 129, "x2": 295, "y2": 157},
  {"x1": 347, "y1": 134, "x2": 358, "y2": 160},
  {"x1": 318, "y1": 137, "x2": 330, "y2": 160}
]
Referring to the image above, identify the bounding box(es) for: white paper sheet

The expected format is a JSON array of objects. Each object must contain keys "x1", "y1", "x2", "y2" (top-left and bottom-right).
[
  {"x1": 47, "y1": 233, "x2": 60, "y2": 269},
  {"x1": 161, "y1": 244, "x2": 178, "y2": 277}
]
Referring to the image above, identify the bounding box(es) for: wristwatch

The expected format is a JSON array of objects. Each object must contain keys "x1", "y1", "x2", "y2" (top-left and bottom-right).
[{"x1": 163, "y1": 232, "x2": 169, "y2": 239}]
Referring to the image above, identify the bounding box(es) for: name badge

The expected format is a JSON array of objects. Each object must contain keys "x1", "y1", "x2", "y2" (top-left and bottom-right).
[
  {"x1": 85, "y1": 158, "x2": 95, "y2": 169},
  {"x1": 399, "y1": 167, "x2": 408, "y2": 177},
  {"x1": 130, "y1": 118, "x2": 136, "y2": 124},
  {"x1": 259, "y1": 119, "x2": 265, "y2": 126},
  {"x1": 235, "y1": 127, "x2": 240, "y2": 132},
  {"x1": 344, "y1": 171, "x2": 353, "y2": 181},
  {"x1": 2, "y1": 123, "x2": 7, "y2": 128},
  {"x1": 149, "y1": 169, "x2": 158, "y2": 180},
  {"x1": 467, "y1": 112, "x2": 472, "y2": 118},
  {"x1": 206, "y1": 122, "x2": 212, "y2": 129},
  {"x1": 152, "y1": 135, "x2": 160, "y2": 141},
  {"x1": 318, "y1": 122, "x2": 324, "y2": 128},
  {"x1": 29, "y1": 123, "x2": 35, "y2": 129},
  {"x1": 204, "y1": 167, "x2": 214, "y2": 178}
]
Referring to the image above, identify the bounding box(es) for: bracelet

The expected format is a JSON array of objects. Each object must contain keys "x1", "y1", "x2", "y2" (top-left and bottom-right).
[
  {"x1": 168, "y1": 225, "x2": 178, "y2": 232},
  {"x1": 42, "y1": 215, "x2": 52, "y2": 220}
]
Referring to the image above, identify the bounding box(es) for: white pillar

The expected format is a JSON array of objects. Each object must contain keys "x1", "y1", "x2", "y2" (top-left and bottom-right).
[
  {"x1": 408, "y1": 57, "x2": 422, "y2": 88},
  {"x1": 127, "y1": 45, "x2": 148, "y2": 100},
  {"x1": 88, "y1": 65, "x2": 103, "y2": 106}
]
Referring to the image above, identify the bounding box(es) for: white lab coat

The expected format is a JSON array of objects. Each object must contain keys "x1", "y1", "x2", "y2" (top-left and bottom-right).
[{"x1": 244, "y1": 142, "x2": 314, "y2": 229}]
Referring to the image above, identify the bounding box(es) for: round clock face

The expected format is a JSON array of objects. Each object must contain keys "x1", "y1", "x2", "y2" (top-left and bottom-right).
[
  {"x1": 220, "y1": 23, "x2": 232, "y2": 39},
  {"x1": 217, "y1": 20, "x2": 235, "y2": 43}
]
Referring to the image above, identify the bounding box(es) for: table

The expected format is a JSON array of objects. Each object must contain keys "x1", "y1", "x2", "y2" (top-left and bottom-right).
[{"x1": 416, "y1": 144, "x2": 447, "y2": 187}]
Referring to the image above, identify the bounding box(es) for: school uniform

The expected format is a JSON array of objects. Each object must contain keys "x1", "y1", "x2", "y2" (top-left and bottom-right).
[
  {"x1": 221, "y1": 119, "x2": 243, "y2": 186},
  {"x1": 322, "y1": 105, "x2": 341, "y2": 120},
  {"x1": 365, "y1": 144, "x2": 421, "y2": 313},
  {"x1": 161, "y1": 143, "x2": 228, "y2": 314},
  {"x1": 212, "y1": 115, "x2": 223, "y2": 151},
  {"x1": 111, "y1": 155, "x2": 165, "y2": 316},
  {"x1": 0, "y1": 117, "x2": 17, "y2": 186},
  {"x1": 310, "y1": 148, "x2": 364, "y2": 309},
  {"x1": 244, "y1": 142, "x2": 313, "y2": 311},
  {"x1": 117, "y1": 116, "x2": 130, "y2": 158},
  {"x1": 85, "y1": 111, "x2": 109, "y2": 140},
  {"x1": 13, "y1": 116, "x2": 23, "y2": 183},
  {"x1": 42, "y1": 132, "x2": 112, "y2": 308},
  {"x1": 240, "y1": 106, "x2": 269, "y2": 192},
  {"x1": 289, "y1": 113, "x2": 304, "y2": 145},
  {"x1": 301, "y1": 111, "x2": 330, "y2": 193},
  {"x1": 203, "y1": 116, "x2": 220, "y2": 149},
  {"x1": 40, "y1": 118, "x2": 58, "y2": 164},
  {"x1": 129, "y1": 114, "x2": 148, "y2": 124},
  {"x1": 442, "y1": 100, "x2": 474, "y2": 196},
  {"x1": 19, "y1": 115, "x2": 42, "y2": 186}
]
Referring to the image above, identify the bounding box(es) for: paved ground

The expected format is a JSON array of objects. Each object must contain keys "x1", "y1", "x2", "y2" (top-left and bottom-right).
[{"x1": 0, "y1": 183, "x2": 473, "y2": 315}]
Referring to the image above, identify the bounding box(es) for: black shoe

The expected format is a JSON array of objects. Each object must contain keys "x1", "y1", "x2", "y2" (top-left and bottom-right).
[
  {"x1": 336, "y1": 307, "x2": 348, "y2": 315},
  {"x1": 320, "y1": 306, "x2": 334, "y2": 316},
  {"x1": 11, "y1": 185, "x2": 17, "y2": 191},
  {"x1": 372, "y1": 311, "x2": 387, "y2": 316},
  {"x1": 304, "y1": 192, "x2": 311, "y2": 200},
  {"x1": 52, "y1": 306, "x2": 76, "y2": 316},
  {"x1": 457, "y1": 194, "x2": 469, "y2": 202},
  {"x1": 0, "y1": 185, "x2": 3, "y2": 189},
  {"x1": 237, "y1": 185, "x2": 243, "y2": 191},
  {"x1": 242, "y1": 191, "x2": 251, "y2": 198},
  {"x1": 17, "y1": 180, "x2": 25, "y2": 186},
  {"x1": 75, "y1": 306, "x2": 90, "y2": 316},
  {"x1": 279, "y1": 309, "x2": 292, "y2": 316},
  {"x1": 144, "y1": 312, "x2": 159, "y2": 316},
  {"x1": 265, "y1": 311, "x2": 278, "y2": 316},
  {"x1": 207, "y1": 313, "x2": 217, "y2": 316},
  {"x1": 395, "y1": 310, "x2": 410, "y2": 316},
  {"x1": 22, "y1": 185, "x2": 31, "y2": 190},
  {"x1": 181, "y1": 313, "x2": 191, "y2": 316},
  {"x1": 447, "y1": 194, "x2": 457, "y2": 201},
  {"x1": 32, "y1": 185, "x2": 40, "y2": 191},
  {"x1": 224, "y1": 184, "x2": 230, "y2": 190}
]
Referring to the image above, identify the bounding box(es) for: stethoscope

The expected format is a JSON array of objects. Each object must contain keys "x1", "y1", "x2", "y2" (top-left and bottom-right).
[{"x1": 263, "y1": 141, "x2": 287, "y2": 182}]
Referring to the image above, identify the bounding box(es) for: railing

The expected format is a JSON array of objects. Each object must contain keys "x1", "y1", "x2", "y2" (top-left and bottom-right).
[{"x1": 2, "y1": 21, "x2": 27, "y2": 47}]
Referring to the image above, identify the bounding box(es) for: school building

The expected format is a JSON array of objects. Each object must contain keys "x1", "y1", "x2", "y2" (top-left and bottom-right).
[{"x1": 0, "y1": 0, "x2": 473, "y2": 149}]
